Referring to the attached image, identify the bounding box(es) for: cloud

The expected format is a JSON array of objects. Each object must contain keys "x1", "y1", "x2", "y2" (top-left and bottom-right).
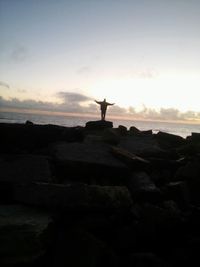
[
  {"x1": 0, "y1": 81, "x2": 10, "y2": 89},
  {"x1": 0, "y1": 92, "x2": 94, "y2": 114},
  {"x1": 1, "y1": 93, "x2": 200, "y2": 122},
  {"x1": 57, "y1": 91, "x2": 92, "y2": 103},
  {"x1": 109, "y1": 105, "x2": 128, "y2": 115}
]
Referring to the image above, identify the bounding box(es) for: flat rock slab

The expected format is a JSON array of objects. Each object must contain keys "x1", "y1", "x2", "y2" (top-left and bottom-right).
[
  {"x1": 86, "y1": 120, "x2": 113, "y2": 130},
  {"x1": 118, "y1": 135, "x2": 168, "y2": 158},
  {"x1": 51, "y1": 142, "x2": 129, "y2": 181},
  {"x1": 111, "y1": 146, "x2": 150, "y2": 170},
  {"x1": 14, "y1": 182, "x2": 133, "y2": 211},
  {"x1": 0, "y1": 204, "x2": 52, "y2": 265},
  {"x1": 0, "y1": 154, "x2": 52, "y2": 183}
]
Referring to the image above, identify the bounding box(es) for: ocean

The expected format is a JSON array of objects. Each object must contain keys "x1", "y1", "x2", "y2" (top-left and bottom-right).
[{"x1": 1, "y1": 110, "x2": 200, "y2": 138}]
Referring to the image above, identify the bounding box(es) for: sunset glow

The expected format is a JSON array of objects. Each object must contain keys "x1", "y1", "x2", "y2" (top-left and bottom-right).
[{"x1": 1, "y1": 0, "x2": 200, "y2": 122}]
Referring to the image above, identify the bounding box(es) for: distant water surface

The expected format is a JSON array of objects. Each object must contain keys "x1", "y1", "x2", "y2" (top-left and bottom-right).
[{"x1": 1, "y1": 110, "x2": 200, "y2": 138}]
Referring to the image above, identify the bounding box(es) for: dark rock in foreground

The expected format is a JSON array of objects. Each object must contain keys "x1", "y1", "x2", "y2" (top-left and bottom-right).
[
  {"x1": 118, "y1": 134, "x2": 169, "y2": 158},
  {"x1": 0, "y1": 154, "x2": 52, "y2": 183},
  {"x1": 51, "y1": 142, "x2": 129, "y2": 183},
  {"x1": 14, "y1": 182, "x2": 133, "y2": 211},
  {"x1": 0, "y1": 122, "x2": 84, "y2": 153},
  {"x1": 54, "y1": 227, "x2": 117, "y2": 267},
  {"x1": 128, "y1": 171, "x2": 162, "y2": 203},
  {"x1": 1, "y1": 121, "x2": 200, "y2": 267},
  {"x1": 155, "y1": 131, "x2": 185, "y2": 149},
  {"x1": 0, "y1": 204, "x2": 52, "y2": 265}
]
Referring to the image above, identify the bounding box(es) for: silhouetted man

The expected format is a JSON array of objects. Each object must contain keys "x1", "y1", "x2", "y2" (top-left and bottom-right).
[{"x1": 95, "y1": 98, "x2": 115, "y2": 120}]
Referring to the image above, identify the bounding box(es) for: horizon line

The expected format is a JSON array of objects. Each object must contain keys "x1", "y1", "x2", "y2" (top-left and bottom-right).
[{"x1": 1, "y1": 107, "x2": 200, "y2": 126}]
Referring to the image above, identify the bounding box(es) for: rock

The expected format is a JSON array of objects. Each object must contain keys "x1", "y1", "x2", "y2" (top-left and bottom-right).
[
  {"x1": 150, "y1": 169, "x2": 172, "y2": 186},
  {"x1": 191, "y1": 132, "x2": 200, "y2": 142},
  {"x1": 165, "y1": 181, "x2": 190, "y2": 209},
  {"x1": 102, "y1": 128, "x2": 121, "y2": 145},
  {"x1": 118, "y1": 135, "x2": 170, "y2": 158},
  {"x1": 117, "y1": 125, "x2": 127, "y2": 136},
  {"x1": 25, "y1": 120, "x2": 34, "y2": 125},
  {"x1": 14, "y1": 182, "x2": 133, "y2": 211},
  {"x1": 0, "y1": 204, "x2": 52, "y2": 265},
  {"x1": 111, "y1": 147, "x2": 150, "y2": 170},
  {"x1": 175, "y1": 159, "x2": 200, "y2": 181},
  {"x1": 53, "y1": 228, "x2": 118, "y2": 267},
  {"x1": 0, "y1": 181, "x2": 15, "y2": 204},
  {"x1": 51, "y1": 142, "x2": 129, "y2": 183},
  {"x1": 61, "y1": 126, "x2": 85, "y2": 142},
  {"x1": 112, "y1": 223, "x2": 138, "y2": 253},
  {"x1": 0, "y1": 123, "x2": 84, "y2": 153},
  {"x1": 177, "y1": 143, "x2": 200, "y2": 156},
  {"x1": 175, "y1": 158, "x2": 200, "y2": 204},
  {"x1": 128, "y1": 252, "x2": 167, "y2": 267},
  {"x1": 128, "y1": 172, "x2": 161, "y2": 203},
  {"x1": 179, "y1": 133, "x2": 200, "y2": 156},
  {"x1": 148, "y1": 157, "x2": 185, "y2": 171},
  {"x1": 129, "y1": 126, "x2": 141, "y2": 135},
  {"x1": 0, "y1": 154, "x2": 52, "y2": 183},
  {"x1": 84, "y1": 134, "x2": 103, "y2": 143},
  {"x1": 140, "y1": 129, "x2": 153, "y2": 136},
  {"x1": 85, "y1": 120, "x2": 113, "y2": 130},
  {"x1": 137, "y1": 202, "x2": 183, "y2": 248},
  {"x1": 155, "y1": 131, "x2": 186, "y2": 149}
]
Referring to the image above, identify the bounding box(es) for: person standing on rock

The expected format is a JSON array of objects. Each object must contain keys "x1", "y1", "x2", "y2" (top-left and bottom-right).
[{"x1": 95, "y1": 98, "x2": 115, "y2": 120}]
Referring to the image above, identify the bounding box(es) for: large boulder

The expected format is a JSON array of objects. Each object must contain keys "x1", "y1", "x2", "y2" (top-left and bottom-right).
[
  {"x1": 53, "y1": 228, "x2": 117, "y2": 267},
  {"x1": 14, "y1": 182, "x2": 133, "y2": 211},
  {"x1": 129, "y1": 126, "x2": 141, "y2": 135},
  {"x1": 102, "y1": 128, "x2": 121, "y2": 145},
  {"x1": 128, "y1": 252, "x2": 167, "y2": 267},
  {"x1": 165, "y1": 181, "x2": 190, "y2": 209},
  {"x1": 0, "y1": 204, "x2": 52, "y2": 265},
  {"x1": 50, "y1": 142, "x2": 129, "y2": 183},
  {"x1": 190, "y1": 132, "x2": 200, "y2": 142},
  {"x1": 155, "y1": 131, "x2": 185, "y2": 149},
  {"x1": 118, "y1": 135, "x2": 169, "y2": 158},
  {"x1": 0, "y1": 154, "x2": 52, "y2": 183},
  {"x1": 128, "y1": 171, "x2": 161, "y2": 203},
  {"x1": 0, "y1": 123, "x2": 84, "y2": 153},
  {"x1": 117, "y1": 125, "x2": 128, "y2": 136},
  {"x1": 175, "y1": 158, "x2": 200, "y2": 204},
  {"x1": 86, "y1": 120, "x2": 113, "y2": 130}
]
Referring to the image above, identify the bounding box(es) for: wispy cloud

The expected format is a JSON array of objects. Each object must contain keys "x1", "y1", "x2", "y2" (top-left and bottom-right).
[
  {"x1": 0, "y1": 81, "x2": 10, "y2": 89},
  {"x1": 57, "y1": 91, "x2": 92, "y2": 103}
]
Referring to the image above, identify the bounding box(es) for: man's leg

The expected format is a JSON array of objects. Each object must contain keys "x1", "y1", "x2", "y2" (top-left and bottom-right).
[{"x1": 103, "y1": 110, "x2": 106, "y2": 120}]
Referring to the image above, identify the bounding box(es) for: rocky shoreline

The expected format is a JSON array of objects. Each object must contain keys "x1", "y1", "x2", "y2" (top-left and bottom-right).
[{"x1": 1, "y1": 120, "x2": 200, "y2": 266}]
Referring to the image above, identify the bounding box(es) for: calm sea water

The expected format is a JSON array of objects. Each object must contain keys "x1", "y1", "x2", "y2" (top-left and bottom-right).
[{"x1": 1, "y1": 110, "x2": 200, "y2": 138}]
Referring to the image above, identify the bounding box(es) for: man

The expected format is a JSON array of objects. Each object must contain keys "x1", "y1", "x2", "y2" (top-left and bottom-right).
[{"x1": 95, "y1": 98, "x2": 115, "y2": 120}]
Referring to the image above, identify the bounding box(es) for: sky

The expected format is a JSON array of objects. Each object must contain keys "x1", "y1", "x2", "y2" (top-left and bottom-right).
[{"x1": 1, "y1": 0, "x2": 200, "y2": 122}]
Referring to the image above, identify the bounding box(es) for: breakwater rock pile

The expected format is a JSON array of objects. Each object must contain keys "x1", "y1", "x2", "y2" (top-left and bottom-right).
[{"x1": 1, "y1": 120, "x2": 200, "y2": 266}]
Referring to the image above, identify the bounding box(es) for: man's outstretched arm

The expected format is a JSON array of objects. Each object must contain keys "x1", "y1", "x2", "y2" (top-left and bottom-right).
[
  {"x1": 107, "y1": 102, "x2": 115, "y2": 106},
  {"x1": 95, "y1": 100, "x2": 101, "y2": 104}
]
